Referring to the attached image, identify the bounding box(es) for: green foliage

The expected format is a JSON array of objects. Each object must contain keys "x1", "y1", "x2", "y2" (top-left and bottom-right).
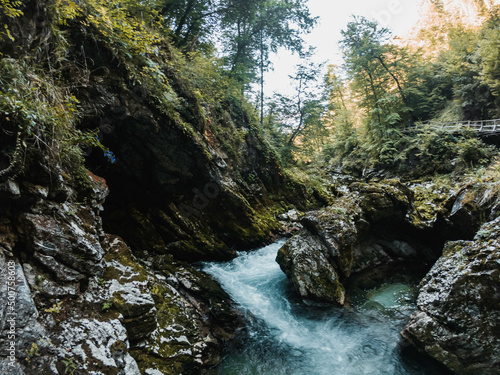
[
  {"x1": 458, "y1": 137, "x2": 496, "y2": 166},
  {"x1": 0, "y1": 0, "x2": 23, "y2": 44},
  {"x1": 44, "y1": 301, "x2": 63, "y2": 314},
  {"x1": 25, "y1": 342, "x2": 40, "y2": 364},
  {"x1": 0, "y1": 58, "x2": 106, "y2": 186},
  {"x1": 78, "y1": 0, "x2": 163, "y2": 56},
  {"x1": 340, "y1": 17, "x2": 410, "y2": 128},
  {"x1": 320, "y1": 10, "x2": 500, "y2": 176},
  {"x1": 404, "y1": 60, "x2": 453, "y2": 121},
  {"x1": 265, "y1": 53, "x2": 327, "y2": 164},
  {"x1": 101, "y1": 300, "x2": 113, "y2": 311},
  {"x1": 160, "y1": 0, "x2": 316, "y2": 91},
  {"x1": 434, "y1": 25, "x2": 496, "y2": 120},
  {"x1": 222, "y1": 0, "x2": 317, "y2": 89},
  {"x1": 321, "y1": 66, "x2": 359, "y2": 165},
  {"x1": 61, "y1": 356, "x2": 78, "y2": 375},
  {"x1": 324, "y1": 125, "x2": 498, "y2": 177},
  {"x1": 477, "y1": 10, "x2": 500, "y2": 104}
]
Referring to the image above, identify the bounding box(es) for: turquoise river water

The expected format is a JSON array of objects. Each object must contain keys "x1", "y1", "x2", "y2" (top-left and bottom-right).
[{"x1": 202, "y1": 240, "x2": 443, "y2": 375}]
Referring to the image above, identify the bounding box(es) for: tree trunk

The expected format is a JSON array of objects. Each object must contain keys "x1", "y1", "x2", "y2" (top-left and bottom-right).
[{"x1": 174, "y1": 0, "x2": 197, "y2": 37}]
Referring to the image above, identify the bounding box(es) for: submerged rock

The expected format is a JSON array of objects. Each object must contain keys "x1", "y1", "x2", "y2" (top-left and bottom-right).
[{"x1": 401, "y1": 216, "x2": 500, "y2": 374}]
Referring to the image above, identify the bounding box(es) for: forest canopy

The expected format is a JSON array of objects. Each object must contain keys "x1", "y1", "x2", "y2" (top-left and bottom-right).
[
  {"x1": 261, "y1": 0, "x2": 500, "y2": 175},
  {"x1": 1, "y1": 0, "x2": 500, "y2": 178}
]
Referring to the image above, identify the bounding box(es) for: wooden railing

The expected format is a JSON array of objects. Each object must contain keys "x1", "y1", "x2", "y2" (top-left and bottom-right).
[{"x1": 407, "y1": 119, "x2": 500, "y2": 134}]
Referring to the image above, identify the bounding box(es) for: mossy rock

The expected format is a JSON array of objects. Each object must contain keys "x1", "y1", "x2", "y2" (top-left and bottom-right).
[
  {"x1": 402, "y1": 217, "x2": 500, "y2": 374},
  {"x1": 277, "y1": 232, "x2": 346, "y2": 305}
]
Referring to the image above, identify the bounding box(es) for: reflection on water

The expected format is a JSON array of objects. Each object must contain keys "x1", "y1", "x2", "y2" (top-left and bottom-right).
[{"x1": 202, "y1": 240, "x2": 442, "y2": 375}]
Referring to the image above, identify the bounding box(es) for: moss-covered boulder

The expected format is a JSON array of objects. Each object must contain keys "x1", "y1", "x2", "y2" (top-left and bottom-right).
[
  {"x1": 276, "y1": 180, "x2": 430, "y2": 304},
  {"x1": 101, "y1": 235, "x2": 244, "y2": 374},
  {"x1": 401, "y1": 216, "x2": 500, "y2": 374},
  {"x1": 277, "y1": 231, "x2": 346, "y2": 305}
]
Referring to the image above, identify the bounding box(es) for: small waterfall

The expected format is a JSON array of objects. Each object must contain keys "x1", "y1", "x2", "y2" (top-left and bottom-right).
[{"x1": 202, "y1": 240, "x2": 441, "y2": 375}]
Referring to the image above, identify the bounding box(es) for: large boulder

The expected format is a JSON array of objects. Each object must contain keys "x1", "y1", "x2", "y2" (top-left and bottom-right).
[
  {"x1": 401, "y1": 216, "x2": 500, "y2": 374},
  {"x1": 276, "y1": 232, "x2": 346, "y2": 305},
  {"x1": 100, "y1": 235, "x2": 243, "y2": 374},
  {"x1": 276, "y1": 180, "x2": 429, "y2": 304}
]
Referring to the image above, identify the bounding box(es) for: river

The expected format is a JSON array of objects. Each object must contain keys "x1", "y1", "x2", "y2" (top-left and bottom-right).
[{"x1": 201, "y1": 240, "x2": 443, "y2": 375}]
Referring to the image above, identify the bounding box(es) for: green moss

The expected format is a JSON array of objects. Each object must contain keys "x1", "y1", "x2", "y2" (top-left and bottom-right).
[
  {"x1": 128, "y1": 279, "x2": 196, "y2": 374},
  {"x1": 297, "y1": 271, "x2": 346, "y2": 305},
  {"x1": 130, "y1": 350, "x2": 190, "y2": 375},
  {"x1": 223, "y1": 204, "x2": 281, "y2": 245},
  {"x1": 408, "y1": 177, "x2": 460, "y2": 228},
  {"x1": 103, "y1": 246, "x2": 148, "y2": 283}
]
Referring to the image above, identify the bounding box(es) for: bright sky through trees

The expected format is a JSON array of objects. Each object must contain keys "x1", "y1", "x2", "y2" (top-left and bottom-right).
[{"x1": 265, "y1": 0, "x2": 421, "y2": 95}]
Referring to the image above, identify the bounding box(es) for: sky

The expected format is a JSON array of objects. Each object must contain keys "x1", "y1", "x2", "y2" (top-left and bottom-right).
[{"x1": 264, "y1": 0, "x2": 422, "y2": 96}]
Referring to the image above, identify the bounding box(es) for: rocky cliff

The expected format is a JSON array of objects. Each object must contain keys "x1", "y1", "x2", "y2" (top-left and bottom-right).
[
  {"x1": 276, "y1": 173, "x2": 500, "y2": 373},
  {"x1": 0, "y1": 160, "x2": 245, "y2": 374},
  {"x1": 401, "y1": 216, "x2": 500, "y2": 374},
  {"x1": 2, "y1": 0, "x2": 317, "y2": 263}
]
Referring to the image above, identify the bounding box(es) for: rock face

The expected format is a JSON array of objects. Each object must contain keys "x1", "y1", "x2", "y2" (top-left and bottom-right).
[
  {"x1": 65, "y1": 13, "x2": 290, "y2": 262},
  {"x1": 401, "y1": 216, "x2": 500, "y2": 375},
  {"x1": 276, "y1": 176, "x2": 499, "y2": 307},
  {"x1": 277, "y1": 233, "x2": 347, "y2": 304},
  {"x1": 0, "y1": 170, "x2": 242, "y2": 375},
  {"x1": 2, "y1": 0, "x2": 312, "y2": 267},
  {"x1": 277, "y1": 174, "x2": 500, "y2": 373},
  {"x1": 276, "y1": 180, "x2": 434, "y2": 305}
]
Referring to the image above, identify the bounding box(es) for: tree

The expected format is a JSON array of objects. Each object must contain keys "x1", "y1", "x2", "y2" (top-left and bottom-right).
[
  {"x1": 270, "y1": 54, "x2": 325, "y2": 162},
  {"x1": 160, "y1": 0, "x2": 316, "y2": 94},
  {"x1": 322, "y1": 65, "x2": 359, "y2": 162},
  {"x1": 220, "y1": 0, "x2": 316, "y2": 92},
  {"x1": 403, "y1": 59, "x2": 453, "y2": 121},
  {"x1": 340, "y1": 17, "x2": 411, "y2": 154},
  {"x1": 477, "y1": 8, "x2": 500, "y2": 112},
  {"x1": 159, "y1": 0, "x2": 217, "y2": 50}
]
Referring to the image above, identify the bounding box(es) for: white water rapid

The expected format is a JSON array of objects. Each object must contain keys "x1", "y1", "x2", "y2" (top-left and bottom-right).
[{"x1": 202, "y1": 240, "x2": 442, "y2": 375}]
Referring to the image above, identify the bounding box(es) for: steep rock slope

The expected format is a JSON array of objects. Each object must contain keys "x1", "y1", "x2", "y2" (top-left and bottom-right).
[
  {"x1": 0, "y1": 168, "x2": 242, "y2": 374},
  {"x1": 1, "y1": 0, "x2": 313, "y2": 263}
]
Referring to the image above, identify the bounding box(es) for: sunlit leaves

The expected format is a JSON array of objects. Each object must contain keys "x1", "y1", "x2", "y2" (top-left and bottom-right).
[
  {"x1": 52, "y1": 0, "x2": 80, "y2": 25},
  {"x1": 0, "y1": 0, "x2": 23, "y2": 44},
  {"x1": 81, "y1": 0, "x2": 163, "y2": 56},
  {"x1": 478, "y1": 26, "x2": 500, "y2": 96},
  {"x1": 0, "y1": 0, "x2": 22, "y2": 19}
]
